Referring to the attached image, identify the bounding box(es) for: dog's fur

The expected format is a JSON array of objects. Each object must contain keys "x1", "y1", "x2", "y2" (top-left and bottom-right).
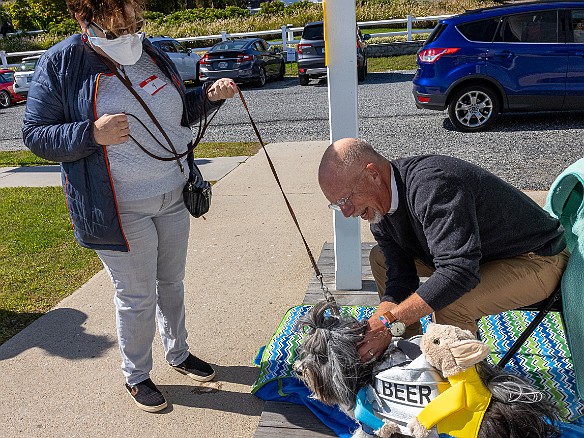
[{"x1": 294, "y1": 300, "x2": 375, "y2": 408}]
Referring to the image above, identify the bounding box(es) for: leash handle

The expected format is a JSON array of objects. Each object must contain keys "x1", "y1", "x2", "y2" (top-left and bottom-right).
[{"x1": 237, "y1": 89, "x2": 336, "y2": 308}]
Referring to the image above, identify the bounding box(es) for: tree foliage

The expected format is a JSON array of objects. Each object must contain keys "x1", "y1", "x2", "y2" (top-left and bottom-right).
[{"x1": 2, "y1": 0, "x2": 69, "y2": 31}]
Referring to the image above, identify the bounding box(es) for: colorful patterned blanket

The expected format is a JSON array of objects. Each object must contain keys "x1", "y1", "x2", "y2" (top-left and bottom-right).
[{"x1": 252, "y1": 305, "x2": 584, "y2": 437}]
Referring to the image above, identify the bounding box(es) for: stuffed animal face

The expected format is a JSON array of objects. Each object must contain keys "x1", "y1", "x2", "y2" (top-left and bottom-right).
[{"x1": 420, "y1": 324, "x2": 490, "y2": 378}]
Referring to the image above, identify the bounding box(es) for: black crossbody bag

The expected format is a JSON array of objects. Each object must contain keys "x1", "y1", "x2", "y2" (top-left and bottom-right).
[{"x1": 99, "y1": 54, "x2": 214, "y2": 218}]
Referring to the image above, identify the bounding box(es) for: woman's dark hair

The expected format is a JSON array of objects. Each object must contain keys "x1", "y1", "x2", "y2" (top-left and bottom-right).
[{"x1": 66, "y1": 0, "x2": 144, "y2": 26}]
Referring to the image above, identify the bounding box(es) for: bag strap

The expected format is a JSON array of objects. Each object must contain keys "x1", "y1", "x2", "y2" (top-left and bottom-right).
[
  {"x1": 98, "y1": 55, "x2": 190, "y2": 172},
  {"x1": 237, "y1": 90, "x2": 338, "y2": 309}
]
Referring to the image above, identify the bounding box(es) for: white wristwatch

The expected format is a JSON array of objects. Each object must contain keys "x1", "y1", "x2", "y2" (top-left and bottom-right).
[{"x1": 379, "y1": 310, "x2": 407, "y2": 337}]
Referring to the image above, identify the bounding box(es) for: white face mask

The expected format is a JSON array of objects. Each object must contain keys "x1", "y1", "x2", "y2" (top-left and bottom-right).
[{"x1": 88, "y1": 31, "x2": 144, "y2": 66}]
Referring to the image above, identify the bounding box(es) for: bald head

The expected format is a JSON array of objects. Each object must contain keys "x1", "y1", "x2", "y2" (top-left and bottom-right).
[
  {"x1": 319, "y1": 138, "x2": 387, "y2": 190},
  {"x1": 318, "y1": 138, "x2": 392, "y2": 221}
]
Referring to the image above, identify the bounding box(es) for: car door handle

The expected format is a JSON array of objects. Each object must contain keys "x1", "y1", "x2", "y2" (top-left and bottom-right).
[{"x1": 493, "y1": 51, "x2": 513, "y2": 59}]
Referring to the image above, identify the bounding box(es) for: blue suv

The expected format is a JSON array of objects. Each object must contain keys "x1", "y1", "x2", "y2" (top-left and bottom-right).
[{"x1": 413, "y1": 1, "x2": 584, "y2": 131}]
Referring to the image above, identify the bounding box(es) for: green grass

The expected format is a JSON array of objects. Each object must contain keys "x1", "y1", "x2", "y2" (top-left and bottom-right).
[
  {"x1": 194, "y1": 141, "x2": 261, "y2": 158},
  {"x1": 0, "y1": 142, "x2": 261, "y2": 166},
  {"x1": 0, "y1": 150, "x2": 58, "y2": 166},
  {"x1": 0, "y1": 141, "x2": 260, "y2": 345},
  {"x1": 0, "y1": 187, "x2": 103, "y2": 345},
  {"x1": 368, "y1": 54, "x2": 417, "y2": 71},
  {"x1": 283, "y1": 53, "x2": 417, "y2": 78}
]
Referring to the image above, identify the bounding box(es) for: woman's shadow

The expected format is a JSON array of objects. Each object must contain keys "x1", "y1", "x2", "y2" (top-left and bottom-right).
[{"x1": 0, "y1": 307, "x2": 115, "y2": 361}]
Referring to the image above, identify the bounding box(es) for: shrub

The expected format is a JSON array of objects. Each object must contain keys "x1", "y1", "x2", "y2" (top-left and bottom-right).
[
  {"x1": 46, "y1": 18, "x2": 78, "y2": 36},
  {"x1": 1, "y1": 0, "x2": 498, "y2": 52}
]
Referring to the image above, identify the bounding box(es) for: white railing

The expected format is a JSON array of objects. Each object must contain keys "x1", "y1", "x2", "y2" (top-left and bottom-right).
[{"x1": 0, "y1": 14, "x2": 453, "y2": 67}]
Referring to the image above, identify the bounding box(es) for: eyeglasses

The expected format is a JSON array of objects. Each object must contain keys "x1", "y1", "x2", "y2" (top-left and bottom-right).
[
  {"x1": 328, "y1": 167, "x2": 366, "y2": 211},
  {"x1": 90, "y1": 18, "x2": 144, "y2": 40}
]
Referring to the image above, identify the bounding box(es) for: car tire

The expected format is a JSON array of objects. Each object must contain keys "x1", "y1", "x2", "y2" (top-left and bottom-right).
[
  {"x1": 0, "y1": 90, "x2": 11, "y2": 108},
  {"x1": 447, "y1": 85, "x2": 500, "y2": 132},
  {"x1": 255, "y1": 66, "x2": 266, "y2": 87},
  {"x1": 277, "y1": 61, "x2": 285, "y2": 80},
  {"x1": 358, "y1": 60, "x2": 367, "y2": 82},
  {"x1": 299, "y1": 74, "x2": 309, "y2": 86}
]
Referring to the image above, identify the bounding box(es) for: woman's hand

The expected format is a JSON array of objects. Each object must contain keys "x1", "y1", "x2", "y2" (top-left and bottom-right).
[
  {"x1": 93, "y1": 113, "x2": 130, "y2": 145},
  {"x1": 207, "y1": 78, "x2": 238, "y2": 101}
]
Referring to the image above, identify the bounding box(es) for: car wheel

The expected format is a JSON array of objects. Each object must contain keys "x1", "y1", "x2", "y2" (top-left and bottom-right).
[
  {"x1": 358, "y1": 60, "x2": 367, "y2": 82},
  {"x1": 299, "y1": 74, "x2": 309, "y2": 86},
  {"x1": 0, "y1": 90, "x2": 11, "y2": 108},
  {"x1": 448, "y1": 85, "x2": 500, "y2": 132},
  {"x1": 255, "y1": 66, "x2": 266, "y2": 87},
  {"x1": 277, "y1": 61, "x2": 285, "y2": 80}
]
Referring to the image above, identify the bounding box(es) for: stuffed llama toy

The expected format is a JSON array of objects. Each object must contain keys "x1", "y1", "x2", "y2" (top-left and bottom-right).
[{"x1": 406, "y1": 323, "x2": 560, "y2": 438}]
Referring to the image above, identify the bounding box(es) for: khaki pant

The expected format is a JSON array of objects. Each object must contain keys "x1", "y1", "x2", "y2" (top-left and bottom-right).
[{"x1": 369, "y1": 244, "x2": 569, "y2": 334}]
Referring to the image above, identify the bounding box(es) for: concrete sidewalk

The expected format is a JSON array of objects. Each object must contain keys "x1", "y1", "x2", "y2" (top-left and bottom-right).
[
  {"x1": 0, "y1": 142, "x2": 549, "y2": 438},
  {"x1": 0, "y1": 141, "x2": 377, "y2": 438}
]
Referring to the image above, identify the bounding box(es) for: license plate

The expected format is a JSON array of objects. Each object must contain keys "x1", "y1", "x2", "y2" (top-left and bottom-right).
[{"x1": 218, "y1": 62, "x2": 228, "y2": 69}]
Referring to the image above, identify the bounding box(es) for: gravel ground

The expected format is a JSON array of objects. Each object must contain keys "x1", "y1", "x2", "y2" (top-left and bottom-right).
[{"x1": 3, "y1": 71, "x2": 583, "y2": 190}]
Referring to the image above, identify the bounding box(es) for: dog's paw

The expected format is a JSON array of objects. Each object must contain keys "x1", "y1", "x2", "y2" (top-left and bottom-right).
[
  {"x1": 378, "y1": 420, "x2": 400, "y2": 437},
  {"x1": 407, "y1": 417, "x2": 430, "y2": 438}
]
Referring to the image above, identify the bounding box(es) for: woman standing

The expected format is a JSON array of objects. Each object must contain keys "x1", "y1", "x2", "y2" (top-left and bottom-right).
[{"x1": 23, "y1": 0, "x2": 238, "y2": 412}]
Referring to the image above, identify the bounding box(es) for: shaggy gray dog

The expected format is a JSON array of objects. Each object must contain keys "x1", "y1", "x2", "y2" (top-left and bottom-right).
[{"x1": 294, "y1": 300, "x2": 376, "y2": 408}]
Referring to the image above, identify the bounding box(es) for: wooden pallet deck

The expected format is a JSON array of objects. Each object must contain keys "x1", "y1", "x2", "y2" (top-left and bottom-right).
[{"x1": 254, "y1": 242, "x2": 379, "y2": 438}]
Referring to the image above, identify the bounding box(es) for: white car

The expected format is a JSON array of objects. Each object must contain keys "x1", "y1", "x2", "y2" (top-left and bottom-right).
[
  {"x1": 13, "y1": 55, "x2": 41, "y2": 97},
  {"x1": 148, "y1": 36, "x2": 201, "y2": 84}
]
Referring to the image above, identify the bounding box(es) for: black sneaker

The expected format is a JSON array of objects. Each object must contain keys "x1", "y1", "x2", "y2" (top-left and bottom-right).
[
  {"x1": 125, "y1": 378, "x2": 167, "y2": 413},
  {"x1": 171, "y1": 353, "x2": 216, "y2": 382}
]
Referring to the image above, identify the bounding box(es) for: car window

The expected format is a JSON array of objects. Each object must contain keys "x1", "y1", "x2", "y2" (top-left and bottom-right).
[
  {"x1": 253, "y1": 42, "x2": 264, "y2": 52},
  {"x1": 457, "y1": 17, "x2": 500, "y2": 42},
  {"x1": 302, "y1": 24, "x2": 323, "y2": 40},
  {"x1": 496, "y1": 10, "x2": 558, "y2": 43},
  {"x1": 210, "y1": 40, "x2": 248, "y2": 51},
  {"x1": 172, "y1": 41, "x2": 187, "y2": 53},
  {"x1": 570, "y1": 9, "x2": 584, "y2": 43},
  {"x1": 159, "y1": 41, "x2": 177, "y2": 53},
  {"x1": 0, "y1": 72, "x2": 13, "y2": 83},
  {"x1": 18, "y1": 59, "x2": 38, "y2": 72},
  {"x1": 259, "y1": 40, "x2": 269, "y2": 51},
  {"x1": 425, "y1": 23, "x2": 448, "y2": 44}
]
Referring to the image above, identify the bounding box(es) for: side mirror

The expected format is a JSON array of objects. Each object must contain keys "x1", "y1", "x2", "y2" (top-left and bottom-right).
[
  {"x1": 363, "y1": 34, "x2": 371, "y2": 41},
  {"x1": 187, "y1": 48, "x2": 192, "y2": 55},
  {"x1": 273, "y1": 47, "x2": 281, "y2": 54}
]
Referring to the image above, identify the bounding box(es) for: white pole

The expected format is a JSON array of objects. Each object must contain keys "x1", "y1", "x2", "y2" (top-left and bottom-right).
[
  {"x1": 287, "y1": 24, "x2": 294, "y2": 46},
  {"x1": 221, "y1": 30, "x2": 227, "y2": 41},
  {"x1": 0, "y1": 51, "x2": 7, "y2": 68},
  {"x1": 281, "y1": 25, "x2": 287, "y2": 49},
  {"x1": 324, "y1": 0, "x2": 362, "y2": 290},
  {"x1": 407, "y1": 14, "x2": 413, "y2": 41}
]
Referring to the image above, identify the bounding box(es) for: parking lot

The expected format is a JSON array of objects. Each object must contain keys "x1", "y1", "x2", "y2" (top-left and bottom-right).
[{"x1": 2, "y1": 71, "x2": 583, "y2": 190}]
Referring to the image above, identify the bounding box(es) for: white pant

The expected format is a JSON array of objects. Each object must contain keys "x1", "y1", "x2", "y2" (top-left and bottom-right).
[{"x1": 97, "y1": 186, "x2": 190, "y2": 385}]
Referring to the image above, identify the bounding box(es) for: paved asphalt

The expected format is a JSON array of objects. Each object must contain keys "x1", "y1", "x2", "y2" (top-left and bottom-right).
[{"x1": 2, "y1": 72, "x2": 583, "y2": 190}]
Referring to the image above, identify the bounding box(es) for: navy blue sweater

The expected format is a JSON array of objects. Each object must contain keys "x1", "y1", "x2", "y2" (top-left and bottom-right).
[{"x1": 371, "y1": 155, "x2": 565, "y2": 310}]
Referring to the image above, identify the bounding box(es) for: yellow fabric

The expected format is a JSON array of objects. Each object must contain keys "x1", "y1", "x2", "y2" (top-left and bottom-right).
[{"x1": 416, "y1": 366, "x2": 491, "y2": 438}]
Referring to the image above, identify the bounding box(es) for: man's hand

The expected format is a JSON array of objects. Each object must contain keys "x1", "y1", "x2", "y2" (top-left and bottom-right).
[
  {"x1": 207, "y1": 78, "x2": 238, "y2": 101},
  {"x1": 357, "y1": 301, "x2": 396, "y2": 362},
  {"x1": 93, "y1": 113, "x2": 129, "y2": 145}
]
